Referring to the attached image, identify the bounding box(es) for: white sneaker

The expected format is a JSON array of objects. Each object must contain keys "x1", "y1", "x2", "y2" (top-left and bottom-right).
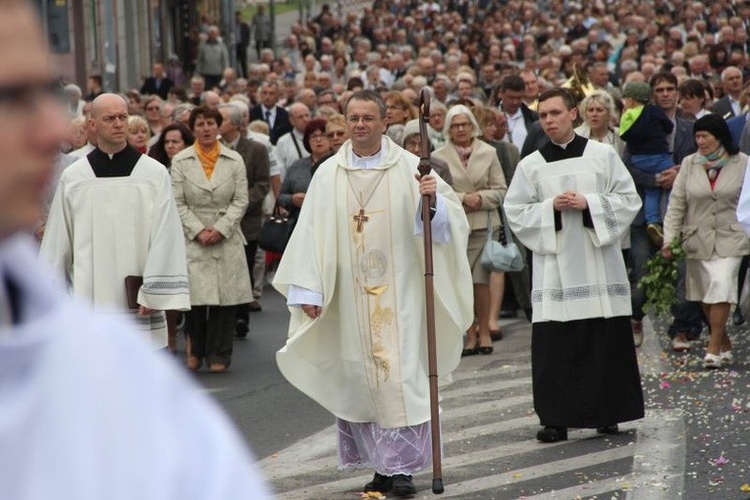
[
  {"x1": 720, "y1": 351, "x2": 733, "y2": 366},
  {"x1": 703, "y1": 353, "x2": 722, "y2": 369}
]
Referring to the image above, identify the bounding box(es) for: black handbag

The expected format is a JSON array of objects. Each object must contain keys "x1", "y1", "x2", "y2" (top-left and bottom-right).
[{"x1": 258, "y1": 202, "x2": 296, "y2": 253}]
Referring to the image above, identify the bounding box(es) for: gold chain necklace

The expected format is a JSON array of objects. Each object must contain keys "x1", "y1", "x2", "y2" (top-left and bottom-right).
[{"x1": 347, "y1": 169, "x2": 387, "y2": 232}]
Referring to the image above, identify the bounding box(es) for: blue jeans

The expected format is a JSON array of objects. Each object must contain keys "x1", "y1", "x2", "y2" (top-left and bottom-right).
[
  {"x1": 629, "y1": 224, "x2": 703, "y2": 338},
  {"x1": 632, "y1": 153, "x2": 673, "y2": 224}
]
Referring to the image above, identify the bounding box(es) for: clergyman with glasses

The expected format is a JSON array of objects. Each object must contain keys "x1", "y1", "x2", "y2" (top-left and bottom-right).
[{"x1": 273, "y1": 90, "x2": 473, "y2": 497}]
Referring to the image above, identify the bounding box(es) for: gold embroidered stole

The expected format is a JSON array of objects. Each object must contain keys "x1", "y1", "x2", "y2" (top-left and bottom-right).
[{"x1": 346, "y1": 169, "x2": 403, "y2": 396}]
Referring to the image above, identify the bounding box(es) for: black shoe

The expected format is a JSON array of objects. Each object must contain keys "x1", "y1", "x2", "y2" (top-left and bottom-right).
[
  {"x1": 499, "y1": 309, "x2": 518, "y2": 319},
  {"x1": 596, "y1": 424, "x2": 620, "y2": 435},
  {"x1": 478, "y1": 345, "x2": 494, "y2": 355},
  {"x1": 363, "y1": 472, "x2": 393, "y2": 493},
  {"x1": 733, "y1": 309, "x2": 745, "y2": 326},
  {"x1": 235, "y1": 319, "x2": 249, "y2": 339},
  {"x1": 392, "y1": 474, "x2": 417, "y2": 497},
  {"x1": 461, "y1": 346, "x2": 479, "y2": 357},
  {"x1": 536, "y1": 426, "x2": 568, "y2": 443}
]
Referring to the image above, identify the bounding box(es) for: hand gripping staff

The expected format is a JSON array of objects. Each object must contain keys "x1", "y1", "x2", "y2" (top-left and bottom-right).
[{"x1": 417, "y1": 88, "x2": 444, "y2": 495}]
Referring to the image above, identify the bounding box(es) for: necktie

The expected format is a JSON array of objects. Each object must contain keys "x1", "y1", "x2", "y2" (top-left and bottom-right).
[{"x1": 265, "y1": 110, "x2": 271, "y2": 125}]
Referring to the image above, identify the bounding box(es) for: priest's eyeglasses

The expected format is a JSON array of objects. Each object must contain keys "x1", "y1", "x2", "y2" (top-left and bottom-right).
[{"x1": 347, "y1": 115, "x2": 378, "y2": 124}]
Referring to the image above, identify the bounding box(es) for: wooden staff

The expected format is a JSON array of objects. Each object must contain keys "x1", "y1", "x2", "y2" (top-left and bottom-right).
[{"x1": 417, "y1": 88, "x2": 444, "y2": 495}]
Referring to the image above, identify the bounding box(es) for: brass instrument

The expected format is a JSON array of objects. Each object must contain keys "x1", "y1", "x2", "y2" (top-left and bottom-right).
[{"x1": 562, "y1": 64, "x2": 595, "y2": 103}]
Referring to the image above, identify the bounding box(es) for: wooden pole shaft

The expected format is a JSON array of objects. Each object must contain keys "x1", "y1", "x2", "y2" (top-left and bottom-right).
[{"x1": 417, "y1": 88, "x2": 444, "y2": 494}]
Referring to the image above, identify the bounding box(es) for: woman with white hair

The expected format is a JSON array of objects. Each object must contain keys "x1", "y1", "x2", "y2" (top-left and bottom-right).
[
  {"x1": 575, "y1": 90, "x2": 625, "y2": 157},
  {"x1": 433, "y1": 105, "x2": 507, "y2": 356}
]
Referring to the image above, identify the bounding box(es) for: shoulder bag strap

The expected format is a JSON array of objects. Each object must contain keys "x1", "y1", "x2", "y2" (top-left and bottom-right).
[
  {"x1": 486, "y1": 211, "x2": 494, "y2": 244},
  {"x1": 498, "y1": 203, "x2": 513, "y2": 246},
  {"x1": 290, "y1": 133, "x2": 303, "y2": 158}
]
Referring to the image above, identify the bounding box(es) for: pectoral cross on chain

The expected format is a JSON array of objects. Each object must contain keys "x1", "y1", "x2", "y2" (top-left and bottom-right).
[{"x1": 353, "y1": 208, "x2": 369, "y2": 232}]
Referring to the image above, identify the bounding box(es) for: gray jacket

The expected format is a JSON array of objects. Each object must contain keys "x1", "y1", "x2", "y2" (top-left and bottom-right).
[{"x1": 196, "y1": 40, "x2": 229, "y2": 76}]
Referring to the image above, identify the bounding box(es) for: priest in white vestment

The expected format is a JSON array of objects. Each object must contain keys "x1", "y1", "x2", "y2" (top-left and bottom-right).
[
  {"x1": 274, "y1": 90, "x2": 473, "y2": 497},
  {"x1": 504, "y1": 88, "x2": 645, "y2": 444},
  {"x1": 41, "y1": 94, "x2": 191, "y2": 349},
  {"x1": 0, "y1": 5, "x2": 271, "y2": 497}
]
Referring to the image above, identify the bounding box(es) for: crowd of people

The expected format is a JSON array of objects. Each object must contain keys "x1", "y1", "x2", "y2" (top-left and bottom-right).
[{"x1": 31, "y1": 0, "x2": 750, "y2": 497}]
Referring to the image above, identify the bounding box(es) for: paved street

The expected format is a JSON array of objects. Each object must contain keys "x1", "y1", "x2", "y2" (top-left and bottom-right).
[{"x1": 192, "y1": 284, "x2": 750, "y2": 499}]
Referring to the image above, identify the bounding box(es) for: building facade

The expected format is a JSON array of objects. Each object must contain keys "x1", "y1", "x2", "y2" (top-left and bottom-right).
[{"x1": 38, "y1": 0, "x2": 233, "y2": 93}]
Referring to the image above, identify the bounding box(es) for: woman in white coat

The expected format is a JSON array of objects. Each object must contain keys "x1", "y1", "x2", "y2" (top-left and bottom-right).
[{"x1": 171, "y1": 106, "x2": 251, "y2": 372}]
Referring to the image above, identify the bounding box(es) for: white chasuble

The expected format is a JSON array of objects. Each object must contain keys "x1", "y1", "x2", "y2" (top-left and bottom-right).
[
  {"x1": 274, "y1": 137, "x2": 473, "y2": 429},
  {"x1": 504, "y1": 138, "x2": 641, "y2": 323},
  {"x1": 40, "y1": 153, "x2": 190, "y2": 348}
]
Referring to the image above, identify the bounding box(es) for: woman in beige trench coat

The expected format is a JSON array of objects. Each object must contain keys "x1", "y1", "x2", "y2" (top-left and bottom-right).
[{"x1": 171, "y1": 106, "x2": 251, "y2": 372}]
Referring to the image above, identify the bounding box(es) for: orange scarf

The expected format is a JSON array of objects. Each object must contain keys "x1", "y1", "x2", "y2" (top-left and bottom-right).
[{"x1": 195, "y1": 140, "x2": 220, "y2": 179}]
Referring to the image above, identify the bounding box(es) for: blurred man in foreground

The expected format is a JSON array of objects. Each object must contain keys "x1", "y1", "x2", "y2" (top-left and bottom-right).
[{"x1": 0, "y1": 2, "x2": 271, "y2": 497}]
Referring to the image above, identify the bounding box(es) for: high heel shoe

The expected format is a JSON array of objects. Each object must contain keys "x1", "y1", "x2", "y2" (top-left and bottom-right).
[
  {"x1": 478, "y1": 345, "x2": 494, "y2": 355},
  {"x1": 703, "y1": 353, "x2": 722, "y2": 369},
  {"x1": 461, "y1": 346, "x2": 479, "y2": 357}
]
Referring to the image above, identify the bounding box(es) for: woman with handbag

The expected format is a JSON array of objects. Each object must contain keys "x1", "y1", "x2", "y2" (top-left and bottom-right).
[
  {"x1": 433, "y1": 105, "x2": 507, "y2": 355},
  {"x1": 475, "y1": 105, "x2": 530, "y2": 337},
  {"x1": 171, "y1": 106, "x2": 251, "y2": 372}
]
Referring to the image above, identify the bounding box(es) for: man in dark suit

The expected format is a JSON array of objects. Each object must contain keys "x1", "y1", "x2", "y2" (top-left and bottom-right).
[
  {"x1": 494, "y1": 74, "x2": 538, "y2": 150},
  {"x1": 727, "y1": 112, "x2": 747, "y2": 148},
  {"x1": 140, "y1": 63, "x2": 174, "y2": 100},
  {"x1": 740, "y1": 117, "x2": 750, "y2": 155},
  {"x1": 218, "y1": 103, "x2": 270, "y2": 338},
  {"x1": 628, "y1": 72, "x2": 702, "y2": 350},
  {"x1": 249, "y1": 80, "x2": 291, "y2": 145},
  {"x1": 712, "y1": 66, "x2": 744, "y2": 120},
  {"x1": 234, "y1": 11, "x2": 251, "y2": 78}
]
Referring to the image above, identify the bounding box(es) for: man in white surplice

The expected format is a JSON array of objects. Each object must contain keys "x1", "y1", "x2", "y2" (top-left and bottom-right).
[
  {"x1": 41, "y1": 93, "x2": 191, "y2": 348},
  {"x1": 274, "y1": 90, "x2": 473, "y2": 497},
  {"x1": 0, "y1": 3, "x2": 270, "y2": 497},
  {"x1": 504, "y1": 88, "x2": 644, "y2": 445}
]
